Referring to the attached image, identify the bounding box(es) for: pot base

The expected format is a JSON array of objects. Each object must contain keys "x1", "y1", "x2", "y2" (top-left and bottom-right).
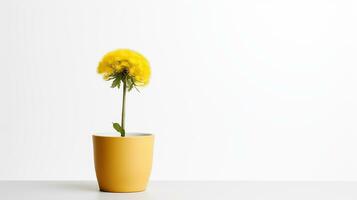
[{"x1": 99, "y1": 188, "x2": 145, "y2": 193}]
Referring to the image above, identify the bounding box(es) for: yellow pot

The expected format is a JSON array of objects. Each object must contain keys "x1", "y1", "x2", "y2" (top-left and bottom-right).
[{"x1": 93, "y1": 134, "x2": 154, "y2": 193}]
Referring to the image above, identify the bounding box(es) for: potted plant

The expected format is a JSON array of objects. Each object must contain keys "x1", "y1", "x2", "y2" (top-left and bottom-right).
[{"x1": 93, "y1": 49, "x2": 154, "y2": 193}]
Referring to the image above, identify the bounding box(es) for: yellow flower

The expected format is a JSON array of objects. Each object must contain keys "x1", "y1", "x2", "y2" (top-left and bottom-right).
[{"x1": 97, "y1": 49, "x2": 151, "y2": 86}]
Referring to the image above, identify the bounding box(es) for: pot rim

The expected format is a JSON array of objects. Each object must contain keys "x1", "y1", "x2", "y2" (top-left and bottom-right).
[{"x1": 92, "y1": 133, "x2": 153, "y2": 138}]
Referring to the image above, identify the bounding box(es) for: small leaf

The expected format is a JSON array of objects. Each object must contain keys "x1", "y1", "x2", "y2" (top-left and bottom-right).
[
  {"x1": 117, "y1": 73, "x2": 124, "y2": 80},
  {"x1": 127, "y1": 77, "x2": 135, "y2": 91},
  {"x1": 112, "y1": 123, "x2": 125, "y2": 137},
  {"x1": 126, "y1": 79, "x2": 131, "y2": 91},
  {"x1": 128, "y1": 85, "x2": 133, "y2": 91},
  {"x1": 111, "y1": 79, "x2": 117, "y2": 88},
  {"x1": 116, "y1": 79, "x2": 121, "y2": 88},
  {"x1": 111, "y1": 77, "x2": 121, "y2": 88}
]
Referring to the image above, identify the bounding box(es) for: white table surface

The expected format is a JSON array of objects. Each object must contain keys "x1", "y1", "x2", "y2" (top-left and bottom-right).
[{"x1": 1, "y1": 181, "x2": 356, "y2": 200}]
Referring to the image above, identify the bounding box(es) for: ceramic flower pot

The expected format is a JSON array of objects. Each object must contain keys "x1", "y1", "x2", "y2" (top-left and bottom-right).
[{"x1": 93, "y1": 134, "x2": 154, "y2": 192}]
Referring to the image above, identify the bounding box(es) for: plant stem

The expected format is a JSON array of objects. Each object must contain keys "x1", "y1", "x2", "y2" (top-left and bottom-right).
[{"x1": 121, "y1": 79, "x2": 127, "y2": 137}]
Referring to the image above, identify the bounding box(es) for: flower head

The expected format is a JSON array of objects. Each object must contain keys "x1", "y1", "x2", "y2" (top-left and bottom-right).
[{"x1": 97, "y1": 49, "x2": 151, "y2": 86}]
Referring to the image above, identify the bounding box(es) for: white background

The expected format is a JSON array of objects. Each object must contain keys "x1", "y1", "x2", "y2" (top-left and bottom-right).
[{"x1": 1, "y1": 0, "x2": 357, "y2": 181}]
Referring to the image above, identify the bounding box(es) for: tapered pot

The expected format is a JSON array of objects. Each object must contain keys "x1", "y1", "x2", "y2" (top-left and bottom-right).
[{"x1": 93, "y1": 133, "x2": 154, "y2": 192}]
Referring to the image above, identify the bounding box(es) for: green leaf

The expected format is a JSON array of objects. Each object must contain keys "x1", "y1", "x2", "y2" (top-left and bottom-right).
[
  {"x1": 116, "y1": 79, "x2": 121, "y2": 88},
  {"x1": 112, "y1": 122, "x2": 125, "y2": 137},
  {"x1": 127, "y1": 77, "x2": 135, "y2": 91},
  {"x1": 111, "y1": 77, "x2": 121, "y2": 88},
  {"x1": 128, "y1": 85, "x2": 133, "y2": 91},
  {"x1": 117, "y1": 73, "x2": 124, "y2": 80}
]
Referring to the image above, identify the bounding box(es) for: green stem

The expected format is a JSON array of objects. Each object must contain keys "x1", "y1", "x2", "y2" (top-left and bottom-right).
[{"x1": 121, "y1": 79, "x2": 127, "y2": 137}]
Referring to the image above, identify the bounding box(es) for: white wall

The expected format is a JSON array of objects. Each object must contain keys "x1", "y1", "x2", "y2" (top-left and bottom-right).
[{"x1": 1, "y1": 0, "x2": 357, "y2": 180}]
